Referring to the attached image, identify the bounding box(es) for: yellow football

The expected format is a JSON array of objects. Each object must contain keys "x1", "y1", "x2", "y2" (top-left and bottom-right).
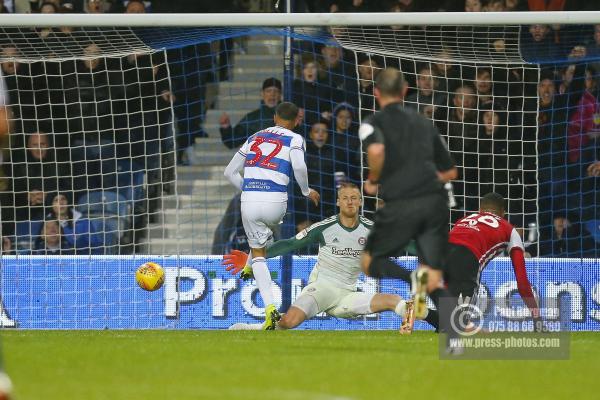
[{"x1": 135, "y1": 262, "x2": 165, "y2": 291}]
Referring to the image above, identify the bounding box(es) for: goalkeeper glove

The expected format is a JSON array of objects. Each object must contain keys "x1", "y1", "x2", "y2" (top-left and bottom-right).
[{"x1": 221, "y1": 250, "x2": 249, "y2": 276}]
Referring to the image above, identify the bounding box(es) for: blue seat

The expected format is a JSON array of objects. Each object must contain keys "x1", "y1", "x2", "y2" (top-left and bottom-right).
[
  {"x1": 14, "y1": 220, "x2": 44, "y2": 251},
  {"x1": 116, "y1": 160, "x2": 146, "y2": 212},
  {"x1": 89, "y1": 217, "x2": 120, "y2": 254},
  {"x1": 77, "y1": 191, "x2": 129, "y2": 232},
  {"x1": 584, "y1": 220, "x2": 600, "y2": 243}
]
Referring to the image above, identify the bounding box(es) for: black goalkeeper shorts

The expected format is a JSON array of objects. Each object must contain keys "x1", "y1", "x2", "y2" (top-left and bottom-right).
[{"x1": 364, "y1": 192, "x2": 449, "y2": 270}]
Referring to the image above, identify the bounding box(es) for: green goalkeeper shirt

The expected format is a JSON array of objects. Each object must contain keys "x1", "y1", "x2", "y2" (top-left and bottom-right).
[{"x1": 266, "y1": 215, "x2": 373, "y2": 290}]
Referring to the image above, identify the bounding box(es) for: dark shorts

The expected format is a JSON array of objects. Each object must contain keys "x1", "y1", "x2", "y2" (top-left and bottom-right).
[
  {"x1": 445, "y1": 243, "x2": 480, "y2": 300},
  {"x1": 364, "y1": 192, "x2": 449, "y2": 269}
]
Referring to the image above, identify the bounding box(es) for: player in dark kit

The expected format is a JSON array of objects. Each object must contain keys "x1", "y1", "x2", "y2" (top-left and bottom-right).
[
  {"x1": 444, "y1": 192, "x2": 540, "y2": 319},
  {"x1": 358, "y1": 68, "x2": 458, "y2": 335}
]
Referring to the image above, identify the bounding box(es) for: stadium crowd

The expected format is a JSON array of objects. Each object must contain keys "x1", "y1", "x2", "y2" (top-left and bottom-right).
[{"x1": 0, "y1": 0, "x2": 598, "y2": 258}]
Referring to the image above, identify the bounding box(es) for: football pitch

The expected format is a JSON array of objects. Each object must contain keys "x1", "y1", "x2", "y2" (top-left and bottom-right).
[{"x1": 3, "y1": 330, "x2": 597, "y2": 400}]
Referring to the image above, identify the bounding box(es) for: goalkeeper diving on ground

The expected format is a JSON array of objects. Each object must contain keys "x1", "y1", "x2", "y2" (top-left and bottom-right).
[{"x1": 222, "y1": 182, "x2": 438, "y2": 332}]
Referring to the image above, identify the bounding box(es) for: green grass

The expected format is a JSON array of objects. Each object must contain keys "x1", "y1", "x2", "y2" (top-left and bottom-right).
[{"x1": 3, "y1": 331, "x2": 598, "y2": 400}]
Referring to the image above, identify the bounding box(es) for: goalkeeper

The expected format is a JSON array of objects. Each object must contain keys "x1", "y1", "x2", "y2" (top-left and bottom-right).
[{"x1": 222, "y1": 182, "x2": 436, "y2": 331}]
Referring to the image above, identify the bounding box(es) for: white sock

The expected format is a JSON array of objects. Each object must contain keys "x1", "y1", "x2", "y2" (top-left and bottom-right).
[
  {"x1": 247, "y1": 249, "x2": 253, "y2": 266},
  {"x1": 251, "y1": 257, "x2": 274, "y2": 306},
  {"x1": 394, "y1": 299, "x2": 407, "y2": 317},
  {"x1": 228, "y1": 323, "x2": 262, "y2": 330}
]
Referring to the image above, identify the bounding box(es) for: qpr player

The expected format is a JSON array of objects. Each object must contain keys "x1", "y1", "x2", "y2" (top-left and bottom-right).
[{"x1": 224, "y1": 102, "x2": 320, "y2": 330}]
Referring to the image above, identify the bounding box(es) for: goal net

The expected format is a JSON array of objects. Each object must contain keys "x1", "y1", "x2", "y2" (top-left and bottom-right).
[{"x1": 0, "y1": 14, "x2": 599, "y2": 330}]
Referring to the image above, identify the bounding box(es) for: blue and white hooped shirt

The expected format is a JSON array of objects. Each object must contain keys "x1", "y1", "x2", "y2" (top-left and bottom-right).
[{"x1": 239, "y1": 125, "x2": 305, "y2": 202}]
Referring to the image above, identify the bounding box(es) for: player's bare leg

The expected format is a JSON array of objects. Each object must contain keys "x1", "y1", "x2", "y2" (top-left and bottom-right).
[
  {"x1": 369, "y1": 294, "x2": 415, "y2": 334},
  {"x1": 249, "y1": 246, "x2": 281, "y2": 330}
]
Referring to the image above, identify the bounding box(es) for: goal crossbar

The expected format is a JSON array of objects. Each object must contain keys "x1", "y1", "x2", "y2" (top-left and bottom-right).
[{"x1": 0, "y1": 11, "x2": 598, "y2": 27}]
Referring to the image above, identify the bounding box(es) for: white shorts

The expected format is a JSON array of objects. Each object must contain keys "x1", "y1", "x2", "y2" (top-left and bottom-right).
[
  {"x1": 292, "y1": 279, "x2": 375, "y2": 319},
  {"x1": 241, "y1": 201, "x2": 286, "y2": 248}
]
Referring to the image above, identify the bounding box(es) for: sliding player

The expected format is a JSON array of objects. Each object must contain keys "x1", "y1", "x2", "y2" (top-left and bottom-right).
[
  {"x1": 224, "y1": 102, "x2": 320, "y2": 330},
  {"x1": 222, "y1": 183, "x2": 426, "y2": 332}
]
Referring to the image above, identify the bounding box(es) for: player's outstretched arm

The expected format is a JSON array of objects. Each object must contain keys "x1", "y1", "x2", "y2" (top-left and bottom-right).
[
  {"x1": 510, "y1": 247, "x2": 540, "y2": 319},
  {"x1": 222, "y1": 228, "x2": 321, "y2": 274}
]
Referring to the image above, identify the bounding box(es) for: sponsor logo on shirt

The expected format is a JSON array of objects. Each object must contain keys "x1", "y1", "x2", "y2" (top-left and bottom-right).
[{"x1": 331, "y1": 247, "x2": 361, "y2": 257}]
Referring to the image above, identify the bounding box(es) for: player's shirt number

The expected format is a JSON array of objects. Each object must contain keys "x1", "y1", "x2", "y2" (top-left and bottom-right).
[
  {"x1": 462, "y1": 213, "x2": 500, "y2": 228},
  {"x1": 246, "y1": 137, "x2": 283, "y2": 170}
]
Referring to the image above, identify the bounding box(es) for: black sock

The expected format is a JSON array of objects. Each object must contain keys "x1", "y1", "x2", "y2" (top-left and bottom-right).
[
  {"x1": 368, "y1": 257, "x2": 412, "y2": 282},
  {"x1": 424, "y1": 309, "x2": 439, "y2": 331},
  {"x1": 429, "y1": 288, "x2": 457, "y2": 340}
]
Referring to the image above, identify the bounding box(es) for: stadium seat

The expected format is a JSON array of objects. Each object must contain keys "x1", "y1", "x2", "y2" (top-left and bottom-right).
[
  {"x1": 14, "y1": 220, "x2": 44, "y2": 252},
  {"x1": 77, "y1": 191, "x2": 130, "y2": 232},
  {"x1": 584, "y1": 220, "x2": 600, "y2": 243},
  {"x1": 89, "y1": 217, "x2": 120, "y2": 254},
  {"x1": 116, "y1": 160, "x2": 146, "y2": 213}
]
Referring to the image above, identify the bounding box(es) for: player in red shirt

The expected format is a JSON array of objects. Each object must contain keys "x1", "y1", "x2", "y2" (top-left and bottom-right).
[{"x1": 442, "y1": 192, "x2": 540, "y2": 321}]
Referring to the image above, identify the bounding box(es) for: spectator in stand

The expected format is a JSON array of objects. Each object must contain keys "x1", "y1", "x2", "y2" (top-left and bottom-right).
[
  {"x1": 295, "y1": 119, "x2": 336, "y2": 230},
  {"x1": 536, "y1": 70, "x2": 569, "y2": 227},
  {"x1": 477, "y1": 106, "x2": 510, "y2": 202},
  {"x1": 2, "y1": 45, "x2": 51, "y2": 144},
  {"x1": 334, "y1": 0, "x2": 373, "y2": 12},
  {"x1": 521, "y1": 24, "x2": 561, "y2": 62},
  {"x1": 63, "y1": 43, "x2": 122, "y2": 198},
  {"x1": 319, "y1": 44, "x2": 356, "y2": 105},
  {"x1": 586, "y1": 25, "x2": 600, "y2": 67},
  {"x1": 331, "y1": 102, "x2": 360, "y2": 182},
  {"x1": 125, "y1": 0, "x2": 145, "y2": 13},
  {"x1": 292, "y1": 55, "x2": 331, "y2": 127},
  {"x1": 505, "y1": 0, "x2": 528, "y2": 11},
  {"x1": 46, "y1": 193, "x2": 104, "y2": 254},
  {"x1": 475, "y1": 67, "x2": 506, "y2": 108},
  {"x1": 584, "y1": 65, "x2": 599, "y2": 99},
  {"x1": 432, "y1": 49, "x2": 461, "y2": 94},
  {"x1": 86, "y1": 0, "x2": 109, "y2": 13},
  {"x1": 405, "y1": 63, "x2": 446, "y2": 120},
  {"x1": 357, "y1": 56, "x2": 380, "y2": 119},
  {"x1": 0, "y1": 0, "x2": 10, "y2": 13},
  {"x1": 566, "y1": 66, "x2": 600, "y2": 166},
  {"x1": 482, "y1": 0, "x2": 505, "y2": 11},
  {"x1": 36, "y1": 1, "x2": 58, "y2": 40},
  {"x1": 12, "y1": 131, "x2": 71, "y2": 224},
  {"x1": 445, "y1": 84, "x2": 478, "y2": 218},
  {"x1": 64, "y1": 43, "x2": 119, "y2": 145},
  {"x1": 219, "y1": 77, "x2": 281, "y2": 149},
  {"x1": 1, "y1": 236, "x2": 12, "y2": 255},
  {"x1": 121, "y1": 51, "x2": 173, "y2": 213},
  {"x1": 32, "y1": 219, "x2": 72, "y2": 255},
  {"x1": 538, "y1": 214, "x2": 596, "y2": 257},
  {"x1": 464, "y1": 0, "x2": 482, "y2": 11}
]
